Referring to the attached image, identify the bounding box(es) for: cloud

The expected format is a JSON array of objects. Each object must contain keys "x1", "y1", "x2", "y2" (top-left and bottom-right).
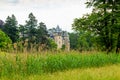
[
  {"x1": 7, "y1": 0, "x2": 19, "y2": 3},
  {"x1": 0, "y1": 0, "x2": 92, "y2": 32},
  {"x1": 0, "y1": 0, "x2": 84, "y2": 11},
  {"x1": 0, "y1": 0, "x2": 81, "y2": 6},
  {"x1": 0, "y1": 0, "x2": 19, "y2": 4}
]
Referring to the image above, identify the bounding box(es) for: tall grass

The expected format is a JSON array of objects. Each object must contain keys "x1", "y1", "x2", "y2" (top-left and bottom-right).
[{"x1": 0, "y1": 51, "x2": 120, "y2": 77}]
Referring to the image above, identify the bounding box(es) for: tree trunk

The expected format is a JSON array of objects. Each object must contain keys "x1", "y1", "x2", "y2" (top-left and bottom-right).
[{"x1": 116, "y1": 33, "x2": 120, "y2": 53}]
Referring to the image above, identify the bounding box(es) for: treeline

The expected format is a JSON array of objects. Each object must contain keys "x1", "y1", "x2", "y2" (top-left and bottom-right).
[
  {"x1": 0, "y1": 13, "x2": 57, "y2": 52},
  {"x1": 1, "y1": 0, "x2": 120, "y2": 53},
  {"x1": 72, "y1": 0, "x2": 120, "y2": 53}
]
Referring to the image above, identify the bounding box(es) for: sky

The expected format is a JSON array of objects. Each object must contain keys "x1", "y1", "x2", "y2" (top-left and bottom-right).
[{"x1": 0, "y1": 0, "x2": 92, "y2": 32}]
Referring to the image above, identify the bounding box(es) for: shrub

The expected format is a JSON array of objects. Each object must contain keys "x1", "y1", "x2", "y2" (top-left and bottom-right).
[{"x1": 0, "y1": 30, "x2": 12, "y2": 50}]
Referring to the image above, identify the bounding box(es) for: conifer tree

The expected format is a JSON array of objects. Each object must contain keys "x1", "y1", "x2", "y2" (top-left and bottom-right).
[
  {"x1": 3, "y1": 15, "x2": 19, "y2": 43},
  {"x1": 25, "y1": 13, "x2": 37, "y2": 50}
]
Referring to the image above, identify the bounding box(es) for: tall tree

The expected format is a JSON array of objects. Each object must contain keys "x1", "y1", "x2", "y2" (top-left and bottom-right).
[
  {"x1": 0, "y1": 20, "x2": 4, "y2": 30},
  {"x1": 19, "y1": 24, "x2": 27, "y2": 46},
  {"x1": 36, "y1": 22, "x2": 48, "y2": 44},
  {"x1": 35, "y1": 22, "x2": 49, "y2": 50},
  {"x1": 111, "y1": 0, "x2": 120, "y2": 53},
  {"x1": 25, "y1": 13, "x2": 37, "y2": 50},
  {"x1": 73, "y1": 0, "x2": 120, "y2": 53},
  {"x1": 69, "y1": 32, "x2": 79, "y2": 50},
  {"x1": 3, "y1": 15, "x2": 19, "y2": 43},
  {"x1": 87, "y1": 0, "x2": 113, "y2": 52}
]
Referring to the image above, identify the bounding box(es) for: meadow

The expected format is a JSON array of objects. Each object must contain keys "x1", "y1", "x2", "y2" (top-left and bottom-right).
[{"x1": 0, "y1": 51, "x2": 120, "y2": 80}]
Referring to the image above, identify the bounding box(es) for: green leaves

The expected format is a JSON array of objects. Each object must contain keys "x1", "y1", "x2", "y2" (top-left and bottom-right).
[
  {"x1": 36, "y1": 22, "x2": 48, "y2": 45},
  {"x1": 19, "y1": 13, "x2": 54, "y2": 51},
  {"x1": 72, "y1": 0, "x2": 120, "y2": 53},
  {"x1": 25, "y1": 13, "x2": 37, "y2": 43},
  {"x1": 47, "y1": 38, "x2": 57, "y2": 50},
  {"x1": 0, "y1": 30, "x2": 12, "y2": 50},
  {"x1": 3, "y1": 14, "x2": 19, "y2": 43}
]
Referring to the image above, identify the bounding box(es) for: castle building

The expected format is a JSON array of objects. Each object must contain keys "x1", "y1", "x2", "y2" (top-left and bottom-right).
[{"x1": 48, "y1": 25, "x2": 70, "y2": 51}]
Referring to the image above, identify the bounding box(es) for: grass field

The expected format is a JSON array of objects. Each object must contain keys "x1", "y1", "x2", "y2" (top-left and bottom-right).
[
  {"x1": 27, "y1": 64, "x2": 120, "y2": 80},
  {"x1": 1, "y1": 64, "x2": 120, "y2": 80},
  {"x1": 0, "y1": 51, "x2": 120, "y2": 80}
]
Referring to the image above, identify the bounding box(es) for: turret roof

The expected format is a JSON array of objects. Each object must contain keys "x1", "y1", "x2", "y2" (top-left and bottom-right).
[{"x1": 48, "y1": 25, "x2": 69, "y2": 37}]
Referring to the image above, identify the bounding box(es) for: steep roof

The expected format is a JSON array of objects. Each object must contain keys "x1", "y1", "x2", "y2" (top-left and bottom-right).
[
  {"x1": 56, "y1": 25, "x2": 62, "y2": 33},
  {"x1": 62, "y1": 31, "x2": 69, "y2": 37},
  {"x1": 48, "y1": 25, "x2": 69, "y2": 37}
]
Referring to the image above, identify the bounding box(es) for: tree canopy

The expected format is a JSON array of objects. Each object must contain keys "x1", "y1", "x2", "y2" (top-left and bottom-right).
[
  {"x1": 72, "y1": 0, "x2": 120, "y2": 53},
  {"x1": 2, "y1": 15, "x2": 19, "y2": 43}
]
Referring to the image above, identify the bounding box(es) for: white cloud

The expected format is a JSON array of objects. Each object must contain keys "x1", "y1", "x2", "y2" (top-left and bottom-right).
[{"x1": 0, "y1": 0, "x2": 92, "y2": 32}]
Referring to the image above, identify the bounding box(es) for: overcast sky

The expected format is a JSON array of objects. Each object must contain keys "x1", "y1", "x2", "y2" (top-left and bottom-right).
[{"x1": 0, "y1": 0, "x2": 92, "y2": 32}]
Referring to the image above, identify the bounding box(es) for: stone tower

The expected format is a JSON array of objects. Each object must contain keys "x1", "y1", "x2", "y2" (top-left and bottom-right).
[
  {"x1": 48, "y1": 25, "x2": 70, "y2": 51},
  {"x1": 62, "y1": 31, "x2": 70, "y2": 51}
]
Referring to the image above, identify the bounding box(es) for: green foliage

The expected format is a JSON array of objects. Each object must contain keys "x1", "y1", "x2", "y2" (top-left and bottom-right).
[
  {"x1": 21, "y1": 13, "x2": 38, "y2": 51},
  {"x1": 0, "y1": 20, "x2": 4, "y2": 30},
  {"x1": 19, "y1": 24, "x2": 26, "y2": 42},
  {"x1": 1, "y1": 13, "x2": 69, "y2": 51},
  {"x1": 19, "y1": 13, "x2": 50, "y2": 51},
  {"x1": 77, "y1": 31, "x2": 95, "y2": 51},
  {"x1": 0, "y1": 30, "x2": 12, "y2": 50},
  {"x1": 61, "y1": 44, "x2": 65, "y2": 50},
  {"x1": 116, "y1": 33, "x2": 120, "y2": 53},
  {"x1": 36, "y1": 22, "x2": 48, "y2": 45},
  {"x1": 73, "y1": 0, "x2": 120, "y2": 53},
  {"x1": 25, "y1": 13, "x2": 37, "y2": 44},
  {"x1": 69, "y1": 32, "x2": 78, "y2": 50},
  {"x1": 69, "y1": 32, "x2": 95, "y2": 51},
  {"x1": 47, "y1": 39, "x2": 57, "y2": 50},
  {"x1": 3, "y1": 15, "x2": 19, "y2": 43}
]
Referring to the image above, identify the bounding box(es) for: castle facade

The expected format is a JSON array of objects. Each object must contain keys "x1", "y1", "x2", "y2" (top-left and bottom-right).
[{"x1": 48, "y1": 25, "x2": 70, "y2": 51}]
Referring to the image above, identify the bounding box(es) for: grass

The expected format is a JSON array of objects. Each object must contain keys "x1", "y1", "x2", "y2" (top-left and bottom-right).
[
  {"x1": 1, "y1": 64, "x2": 120, "y2": 80},
  {"x1": 28, "y1": 64, "x2": 120, "y2": 80},
  {"x1": 0, "y1": 51, "x2": 120, "y2": 79}
]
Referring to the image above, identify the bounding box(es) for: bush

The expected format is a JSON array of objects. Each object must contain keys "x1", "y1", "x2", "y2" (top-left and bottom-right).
[
  {"x1": 47, "y1": 39, "x2": 57, "y2": 50},
  {"x1": 0, "y1": 30, "x2": 12, "y2": 50}
]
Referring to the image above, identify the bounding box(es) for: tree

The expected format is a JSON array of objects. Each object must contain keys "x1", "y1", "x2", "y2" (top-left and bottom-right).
[
  {"x1": 0, "y1": 30, "x2": 12, "y2": 50},
  {"x1": 3, "y1": 15, "x2": 19, "y2": 43},
  {"x1": 35, "y1": 22, "x2": 49, "y2": 50},
  {"x1": 78, "y1": 31, "x2": 95, "y2": 51},
  {"x1": 69, "y1": 32, "x2": 79, "y2": 50},
  {"x1": 19, "y1": 24, "x2": 27, "y2": 47},
  {"x1": 116, "y1": 33, "x2": 120, "y2": 53},
  {"x1": 36, "y1": 22, "x2": 48, "y2": 44},
  {"x1": 47, "y1": 38, "x2": 57, "y2": 50},
  {"x1": 86, "y1": 0, "x2": 120, "y2": 53},
  {"x1": 69, "y1": 31, "x2": 95, "y2": 51},
  {"x1": 25, "y1": 13, "x2": 37, "y2": 50},
  {"x1": 73, "y1": 0, "x2": 120, "y2": 53},
  {"x1": 0, "y1": 20, "x2": 4, "y2": 30}
]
